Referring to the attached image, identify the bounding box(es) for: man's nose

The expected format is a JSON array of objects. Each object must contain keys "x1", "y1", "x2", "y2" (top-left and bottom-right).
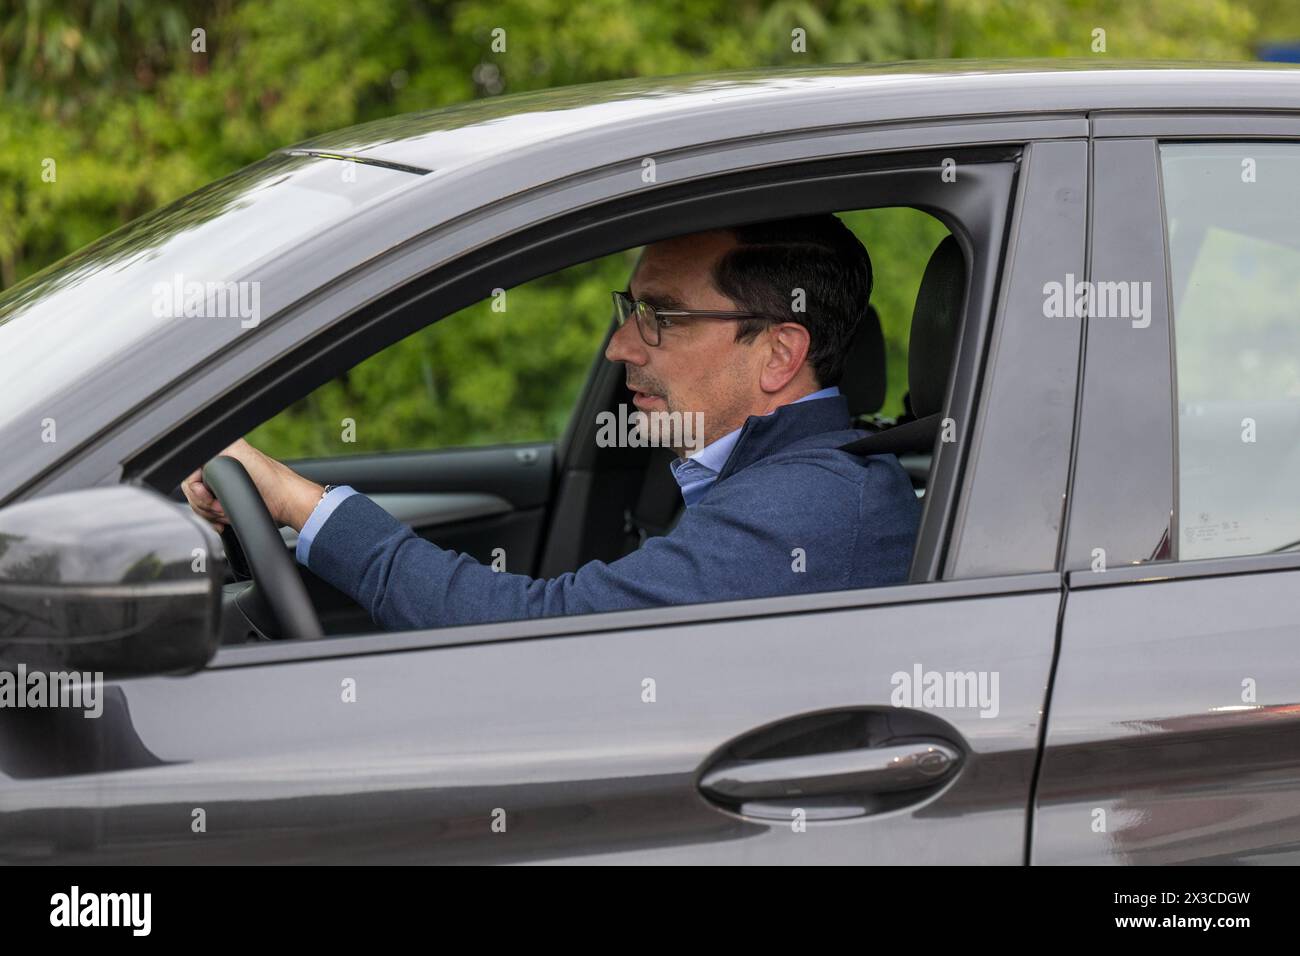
[{"x1": 605, "y1": 317, "x2": 648, "y2": 366}]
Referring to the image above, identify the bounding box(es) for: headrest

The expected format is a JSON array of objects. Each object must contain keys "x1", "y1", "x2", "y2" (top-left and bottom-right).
[
  {"x1": 839, "y1": 304, "x2": 886, "y2": 417},
  {"x1": 908, "y1": 236, "x2": 965, "y2": 419}
]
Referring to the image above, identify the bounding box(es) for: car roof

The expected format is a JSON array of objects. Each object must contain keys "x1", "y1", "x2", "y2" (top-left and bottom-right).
[{"x1": 291, "y1": 59, "x2": 1300, "y2": 172}]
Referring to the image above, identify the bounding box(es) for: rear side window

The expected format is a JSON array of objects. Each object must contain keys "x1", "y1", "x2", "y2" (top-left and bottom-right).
[{"x1": 1161, "y1": 142, "x2": 1300, "y2": 560}]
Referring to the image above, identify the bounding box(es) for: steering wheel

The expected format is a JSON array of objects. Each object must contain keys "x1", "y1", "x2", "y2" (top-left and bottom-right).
[{"x1": 202, "y1": 456, "x2": 324, "y2": 641}]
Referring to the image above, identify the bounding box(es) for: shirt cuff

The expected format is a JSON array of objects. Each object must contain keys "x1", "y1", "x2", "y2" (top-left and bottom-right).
[{"x1": 295, "y1": 485, "x2": 358, "y2": 566}]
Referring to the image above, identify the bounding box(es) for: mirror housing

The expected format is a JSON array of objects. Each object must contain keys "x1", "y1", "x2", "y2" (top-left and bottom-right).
[{"x1": 0, "y1": 486, "x2": 224, "y2": 677}]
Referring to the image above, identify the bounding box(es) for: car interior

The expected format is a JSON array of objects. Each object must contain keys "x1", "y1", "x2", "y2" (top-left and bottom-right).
[
  {"x1": 615, "y1": 233, "x2": 965, "y2": 558},
  {"x1": 170, "y1": 206, "x2": 968, "y2": 644}
]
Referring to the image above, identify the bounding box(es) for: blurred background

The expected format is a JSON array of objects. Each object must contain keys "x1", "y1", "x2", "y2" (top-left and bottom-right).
[{"x1": 3, "y1": 0, "x2": 1299, "y2": 457}]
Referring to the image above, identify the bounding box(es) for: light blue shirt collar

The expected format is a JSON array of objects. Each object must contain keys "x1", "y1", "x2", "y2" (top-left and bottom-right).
[{"x1": 669, "y1": 386, "x2": 840, "y2": 507}]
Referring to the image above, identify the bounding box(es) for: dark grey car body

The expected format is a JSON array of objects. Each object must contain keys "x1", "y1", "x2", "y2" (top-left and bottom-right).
[{"x1": 2, "y1": 60, "x2": 1300, "y2": 863}]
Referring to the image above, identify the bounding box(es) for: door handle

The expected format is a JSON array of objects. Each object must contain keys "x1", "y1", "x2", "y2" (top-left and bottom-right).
[{"x1": 699, "y1": 740, "x2": 960, "y2": 803}]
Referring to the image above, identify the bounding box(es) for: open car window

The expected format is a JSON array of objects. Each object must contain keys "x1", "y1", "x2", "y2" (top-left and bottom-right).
[
  {"x1": 249, "y1": 207, "x2": 949, "y2": 462},
  {"x1": 249, "y1": 251, "x2": 631, "y2": 459}
]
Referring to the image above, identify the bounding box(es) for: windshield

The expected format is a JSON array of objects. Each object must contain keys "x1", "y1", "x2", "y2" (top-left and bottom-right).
[{"x1": 0, "y1": 153, "x2": 416, "y2": 429}]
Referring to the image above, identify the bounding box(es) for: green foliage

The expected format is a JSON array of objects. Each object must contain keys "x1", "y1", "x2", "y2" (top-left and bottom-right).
[
  {"x1": 249, "y1": 250, "x2": 637, "y2": 457},
  {"x1": 2, "y1": 0, "x2": 1283, "y2": 456},
  {"x1": 245, "y1": 205, "x2": 946, "y2": 457}
]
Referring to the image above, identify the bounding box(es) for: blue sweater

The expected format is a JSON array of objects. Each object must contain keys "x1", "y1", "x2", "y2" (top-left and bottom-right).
[{"x1": 306, "y1": 395, "x2": 921, "y2": 630}]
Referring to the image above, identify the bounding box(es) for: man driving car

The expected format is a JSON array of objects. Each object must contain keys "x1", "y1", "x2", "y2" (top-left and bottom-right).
[{"x1": 184, "y1": 214, "x2": 922, "y2": 631}]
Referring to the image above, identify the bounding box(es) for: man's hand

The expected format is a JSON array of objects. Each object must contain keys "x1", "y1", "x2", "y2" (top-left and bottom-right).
[{"x1": 182, "y1": 438, "x2": 325, "y2": 535}]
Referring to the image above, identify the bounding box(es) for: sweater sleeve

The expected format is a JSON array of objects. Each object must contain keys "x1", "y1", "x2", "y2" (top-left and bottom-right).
[
  {"x1": 304, "y1": 452, "x2": 893, "y2": 632},
  {"x1": 305, "y1": 490, "x2": 771, "y2": 630}
]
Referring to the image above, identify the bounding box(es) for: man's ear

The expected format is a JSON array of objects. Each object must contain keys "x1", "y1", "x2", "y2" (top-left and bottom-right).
[{"x1": 759, "y1": 322, "x2": 812, "y2": 393}]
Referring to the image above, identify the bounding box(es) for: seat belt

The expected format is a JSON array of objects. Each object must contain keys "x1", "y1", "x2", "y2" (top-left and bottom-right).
[
  {"x1": 623, "y1": 448, "x2": 684, "y2": 553},
  {"x1": 838, "y1": 412, "x2": 943, "y2": 457}
]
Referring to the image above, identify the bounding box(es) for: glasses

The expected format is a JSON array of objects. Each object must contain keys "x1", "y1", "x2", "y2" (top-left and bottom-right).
[{"x1": 611, "y1": 290, "x2": 774, "y2": 347}]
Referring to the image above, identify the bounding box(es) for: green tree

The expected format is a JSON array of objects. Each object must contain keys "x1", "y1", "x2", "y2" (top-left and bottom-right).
[{"x1": 0, "y1": 0, "x2": 1277, "y2": 455}]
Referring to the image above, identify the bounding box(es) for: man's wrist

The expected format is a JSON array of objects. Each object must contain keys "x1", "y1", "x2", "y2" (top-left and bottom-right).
[{"x1": 282, "y1": 476, "x2": 327, "y2": 531}]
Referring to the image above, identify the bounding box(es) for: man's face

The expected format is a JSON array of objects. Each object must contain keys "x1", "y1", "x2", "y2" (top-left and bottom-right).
[{"x1": 604, "y1": 230, "x2": 769, "y2": 452}]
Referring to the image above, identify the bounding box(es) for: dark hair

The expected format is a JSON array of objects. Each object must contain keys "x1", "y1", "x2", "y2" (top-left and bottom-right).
[{"x1": 712, "y1": 214, "x2": 872, "y2": 387}]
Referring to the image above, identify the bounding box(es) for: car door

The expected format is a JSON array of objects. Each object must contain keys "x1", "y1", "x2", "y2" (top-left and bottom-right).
[
  {"x1": 1034, "y1": 126, "x2": 1300, "y2": 863},
  {"x1": 0, "y1": 128, "x2": 1086, "y2": 863}
]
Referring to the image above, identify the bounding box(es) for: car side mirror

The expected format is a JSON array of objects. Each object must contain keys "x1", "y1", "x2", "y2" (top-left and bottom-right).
[{"x1": 0, "y1": 485, "x2": 223, "y2": 678}]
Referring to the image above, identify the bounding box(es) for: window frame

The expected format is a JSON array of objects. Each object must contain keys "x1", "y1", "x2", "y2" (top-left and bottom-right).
[
  {"x1": 125, "y1": 144, "x2": 1029, "y2": 583},
  {"x1": 200, "y1": 146, "x2": 1039, "y2": 662},
  {"x1": 31, "y1": 124, "x2": 1089, "y2": 660},
  {"x1": 944, "y1": 138, "x2": 1088, "y2": 580}
]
